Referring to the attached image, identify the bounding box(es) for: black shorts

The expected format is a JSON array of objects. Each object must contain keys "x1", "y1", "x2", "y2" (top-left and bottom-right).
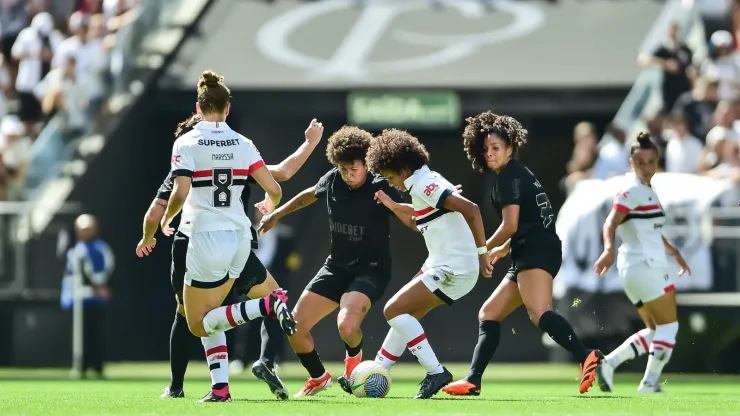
[
  {"x1": 171, "y1": 231, "x2": 268, "y2": 305},
  {"x1": 304, "y1": 263, "x2": 390, "y2": 304},
  {"x1": 504, "y1": 233, "x2": 562, "y2": 283}
]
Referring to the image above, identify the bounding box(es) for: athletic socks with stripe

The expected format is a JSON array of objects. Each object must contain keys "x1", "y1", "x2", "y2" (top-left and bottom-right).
[
  {"x1": 387, "y1": 314, "x2": 443, "y2": 375},
  {"x1": 202, "y1": 332, "x2": 229, "y2": 393},
  {"x1": 203, "y1": 298, "x2": 267, "y2": 335},
  {"x1": 606, "y1": 328, "x2": 655, "y2": 368}
]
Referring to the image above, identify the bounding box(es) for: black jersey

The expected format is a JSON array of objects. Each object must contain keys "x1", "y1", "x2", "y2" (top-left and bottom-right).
[
  {"x1": 156, "y1": 172, "x2": 258, "y2": 247},
  {"x1": 490, "y1": 159, "x2": 557, "y2": 243},
  {"x1": 314, "y1": 168, "x2": 404, "y2": 270}
]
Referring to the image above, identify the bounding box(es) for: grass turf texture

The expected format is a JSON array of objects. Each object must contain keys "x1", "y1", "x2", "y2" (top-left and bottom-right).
[{"x1": 0, "y1": 362, "x2": 738, "y2": 415}]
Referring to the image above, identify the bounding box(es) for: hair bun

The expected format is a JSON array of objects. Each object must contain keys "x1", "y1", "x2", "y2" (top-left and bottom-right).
[
  {"x1": 198, "y1": 70, "x2": 224, "y2": 89},
  {"x1": 636, "y1": 131, "x2": 651, "y2": 145}
]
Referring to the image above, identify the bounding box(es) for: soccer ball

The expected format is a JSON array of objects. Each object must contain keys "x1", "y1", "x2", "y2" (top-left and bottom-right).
[{"x1": 348, "y1": 360, "x2": 391, "y2": 398}]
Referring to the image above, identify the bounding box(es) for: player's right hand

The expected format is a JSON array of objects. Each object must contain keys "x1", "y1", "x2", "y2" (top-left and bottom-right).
[
  {"x1": 257, "y1": 213, "x2": 279, "y2": 236},
  {"x1": 136, "y1": 237, "x2": 156, "y2": 257},
  {"x1": 305, "y1": 118, "x2": 324, "y2": 145},
  {"x1": 479, "y1": 253, "x2": 493, "y2": 278},
  {"x1": 593, "y1": 250, "x2": 614, "y2": 276}
]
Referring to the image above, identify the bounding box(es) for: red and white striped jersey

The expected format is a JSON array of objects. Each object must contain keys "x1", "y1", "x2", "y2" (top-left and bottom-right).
[
  {"x1": 613, "y1": 173, "x2": 667, "y2": 269},
  {"x1": 404, "y1": 165, "x2": 478, "y2": 275},
  {"x1": 170, "y1": 121, "x2": 265, "y2": 236}
]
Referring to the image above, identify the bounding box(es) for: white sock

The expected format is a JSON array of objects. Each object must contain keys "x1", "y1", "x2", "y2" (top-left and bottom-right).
[
  {"x1": 642, "y1": 321, "x2": 678, "y2": 386},
  {"x1": 606, "y1": 327, "x2": 655, "y2": 368},
  {"x1": 387, "y1": 314, "x2": 443, "y2": 374},
  {"x1": 374, "y1": 328, "x2": 406, "y2": 370},
  {"x1": 203, "y1": 299, "x2": 264, "y2": 335},
  {"x1": 202, "y1": 332, "x2": 229, "y2": 388}
]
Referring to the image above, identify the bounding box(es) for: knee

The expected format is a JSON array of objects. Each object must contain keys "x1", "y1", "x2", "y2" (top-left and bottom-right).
[
  {"x1": 524, "y1": 304, "x2": 552, "y2": 326},
  {"x1": 383, "y1": 301, "x2": 399, "y2": 321},
  {"x1": 187, "y1": 319, "x2": 208, "y2": 338},
  {"x1": 654, "y1": 321, "x2": 679, "y2": 343},
  {"x1": 337, "y1": 315, "x2": 361, "y2": 341}
]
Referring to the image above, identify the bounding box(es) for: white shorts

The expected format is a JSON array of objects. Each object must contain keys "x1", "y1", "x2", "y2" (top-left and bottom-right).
[
  {"x1": 617, "y1": 260, "x2": 675, "y2": 307},
  {"x1": 185, "y1": 230, "x2": 251, "y2": 288},
  {"x1": 416, "y1": 266, "x2": 478, "y2": 305}
]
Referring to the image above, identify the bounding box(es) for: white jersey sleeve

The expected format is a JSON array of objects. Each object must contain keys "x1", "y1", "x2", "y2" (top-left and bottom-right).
[
  {"x1": 244, "y1": 141, "x2": 266, "y2": 175},
  {"x1": 171, "y1": 138, "x2": 196, "y2": 177},
  {"x1": 613, "y1": 186, "x2": 640, "y2": 213},
  {"x1": 410, "y1": 175, "x2": 454, "y2": 210}
]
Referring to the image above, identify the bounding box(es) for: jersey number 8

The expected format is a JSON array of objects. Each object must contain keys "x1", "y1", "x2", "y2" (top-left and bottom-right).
[
  {"x1": 212, "y1": 168, "x2": 232, "y2": 208},
  {"x1": 536, "y1": 192, "x2": 554, "y2": 228}
]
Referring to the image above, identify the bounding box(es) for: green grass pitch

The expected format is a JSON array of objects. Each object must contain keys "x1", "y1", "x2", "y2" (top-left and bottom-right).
[{"x1": 0, "y1": 362, "x2": 738, "y2": 415}]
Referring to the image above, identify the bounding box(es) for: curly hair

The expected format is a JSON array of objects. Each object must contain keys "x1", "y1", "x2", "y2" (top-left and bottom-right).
[
  {"x1": 174, "y1": 113, "x2": 201, "y2": 138},
  {"x1": 462, "y1": 111, "x2": 528, "y2": 173},
  {"x1": 366, "y1": 128, "x2": 430, "y2": 174},
  {"x1": 326, "y1": 126, "x2": 373, "y2": 165}
]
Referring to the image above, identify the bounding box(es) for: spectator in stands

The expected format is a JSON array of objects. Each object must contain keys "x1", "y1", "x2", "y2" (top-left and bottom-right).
[
  {"x1": 60, "y1": 213, "x2": 114, "y2": 379},
  {"x1": 0, "y1": 114, "x2": 32, "y2": 200},
  {"x1": 672, "y1": 76, "x2": 720, "y2": 140},
  {"x1": 0, "y1": 54, "x2": 11, "y2": 120},
  {"x1": 0, "y1": 1, "x2": 29, "y2": 74},
  {"x1": 645, "y1": 116, "x2": 668, "y2": 169},
  {"x1": 78, "y1": 0, "x2": 104, "y2": 16},
  {"x1": 11, "y1": 11, "x2": 63, "y2": 136},
  {"x1": 592, "y1": 123, "x2": 629, "y2": 179},
  {"x1": 705, "y1": 138, "x2": 740, "y2": 181},
  {"x1": 701, "y1": 30, "x2": 740, "y2": 102},
  {"x1": 706, "y1": 100, "x2": 740, "y2": 148},
  {"x1": 561, "y1": 121, "x2": 598, "y2": 194},
  {"x1": 664, "y1": 115, "x2": 704, "y2": 174},
  {"x1": 638, "y1": 22, "x2": 696, "y2": 114},
  {"x1": 37, "y1": 54, "x2": 92, "y2": 139}
]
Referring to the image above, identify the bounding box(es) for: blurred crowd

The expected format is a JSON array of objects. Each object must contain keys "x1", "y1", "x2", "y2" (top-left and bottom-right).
[
  {"x1": 563, "y1": 23, "x2": 740, "y2": 194},
  {"x1": 0, "y1": 0, "x2": 140, "y2": 200}
]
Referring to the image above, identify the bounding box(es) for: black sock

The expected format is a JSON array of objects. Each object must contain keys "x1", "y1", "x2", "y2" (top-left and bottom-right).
[
  {"x1": 538, "y1": 311, "x2": 590, "y2": 362},
  {"x1": 466, "y1": 320, "x2": 501, "y2": 385},
  {"x1": 169, "y1": 313, "x2": 193, "y2": 391},
  {"x1": 296, "y1": 349, "x2": 326, "y2": 379},
  {"x1": 344, "y1": 339, "x2": 362, "y2": 358},
  {"x1": 259, "y1": 318, "x2": 284, "y2": 368}
]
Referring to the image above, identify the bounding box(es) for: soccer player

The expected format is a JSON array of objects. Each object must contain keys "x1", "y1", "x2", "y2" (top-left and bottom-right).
[
  {"x1": 136, "y1": 114, "x2": 324, "y2": 401},
  {"x1": 144, "y1": 70, "x2": 297, "y2": 402},
  {"x1": 366, "y1": 129, "x2": 492, "y2": 399},
  {"x1": 593, "y1": 131, "x2": 690, "y2": 393},
  {"x1": 442, "y1": 111, "x2": 602, "y2": 396},
  {"x1": 257, "y1": 126, "x2": 416, "y2": 397}
]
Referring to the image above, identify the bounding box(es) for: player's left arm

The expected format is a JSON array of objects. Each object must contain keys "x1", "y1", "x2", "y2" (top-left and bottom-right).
[
  {"x1": 143, "y1": 198, "x2": 166, "y2": 240},
  {"x1": 486, "y1": 172, "x2": 520, "y2": 250},
  {"x1": 162, "y1": 141, "x2": 194, "y2": 233},
  {"x1": 662, "y1": 235, "x2": 691, "y2": 276},
  {"x1": 268, "y1": 119, "x2": 324, "y2": 182},
  {"x1": 379, "y1": 182, "x2": 418, "y2": 232},
  {"x1": 441, "y1": 193, "x2": 487, "y2": 252}
]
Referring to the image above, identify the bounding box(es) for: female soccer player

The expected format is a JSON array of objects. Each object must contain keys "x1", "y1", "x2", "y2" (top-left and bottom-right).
[
  {"x1": 257, "y1": 126, "x2": 416, "y2": 397},
  {"x1": 443, "y1": 111, "x2": 602, "y2": 397},
  {"x1": 593, "y1": 131, "x2": 690, "y2": 393},
  {"x1": 367, "y1": 128, "x2": 492, "y2": 399},
  {"x1": 142, "y1": 70, "x2": 297, "y2": 401},
  {"x1": 136, "y1": 114, "x2": 324, "y2": 401}
]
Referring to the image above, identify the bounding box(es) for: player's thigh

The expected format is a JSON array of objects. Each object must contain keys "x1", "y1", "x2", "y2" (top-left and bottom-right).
[
  {"x1": 182, "y1": 231, "x2": 239, "y2": 335},
  {"x1": 291, "y1": 266, "x2": 346, "y2": 333},
  {"x1": 637, "y1": 306, "x2": 656, "y2": 330},
  {"x1": 619, "y1": 261, "x2": 676, "y2": 324},
  {"x1": 384, "y1": 268, "x2": 476, "y2": 320},
  {"x1": 516, "y1": 268, "x2": 556, "y2": 323},
  {"x1": 642, "y1": 290, "x2": 678, "y2": 325},
  {"x1": 479, "y1": 274, "x2": 523, "y2": 322}
]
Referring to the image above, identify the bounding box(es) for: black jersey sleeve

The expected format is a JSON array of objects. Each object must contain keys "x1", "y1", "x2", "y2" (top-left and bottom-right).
[
  {"x1": 314, "y1": 168, "x2": 336, "y2": 198},
  {"x1": 156, "y1": 172, "x2": 174, "y2": 200},
  {"x1": 373, "y1": 175, "x2": 405, "y2": 214},
  {"x1": 497, "y1": 168, "x2": 522, "y2": 207}
]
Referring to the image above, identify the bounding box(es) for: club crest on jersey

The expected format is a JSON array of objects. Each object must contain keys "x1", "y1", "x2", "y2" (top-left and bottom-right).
[
  {"x1": 218, "y1": 174, "x2": 229, "y2": 184},
  {"x1": 616, "y1": 191, "x2": 629, "y2": 199},
  {"x1": 171, "y1": 155, "x2": 181, "y2": 163},
  {"x1": 424, "y1": 183, "x2": 439, "y2": 196}
]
